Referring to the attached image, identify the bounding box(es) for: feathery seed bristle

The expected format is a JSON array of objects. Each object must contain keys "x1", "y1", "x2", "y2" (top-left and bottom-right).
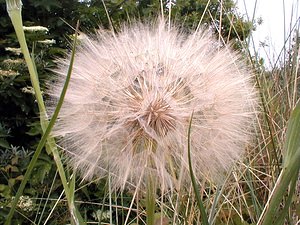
[{"x1": 47, "y1": 20, "x2": 258, "y2": 191}]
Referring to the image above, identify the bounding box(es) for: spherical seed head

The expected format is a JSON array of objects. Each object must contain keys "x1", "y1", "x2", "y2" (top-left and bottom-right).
[{"x1": 47, "y1": 21, "x2": 257, "y2": 191}]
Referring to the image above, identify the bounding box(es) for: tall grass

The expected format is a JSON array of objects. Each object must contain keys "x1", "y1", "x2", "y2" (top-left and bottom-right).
[{"x1": 3, "y1": 0, "x2": 300, "y2": 224}]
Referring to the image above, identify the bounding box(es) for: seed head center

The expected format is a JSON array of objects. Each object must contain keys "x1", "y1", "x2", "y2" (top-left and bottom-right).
[{"x1": 141, "y1": 98, "x2": 176, "y2": 137}]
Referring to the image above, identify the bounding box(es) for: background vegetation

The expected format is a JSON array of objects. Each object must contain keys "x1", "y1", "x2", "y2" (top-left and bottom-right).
[{"x1": 0, "y1": 0, "x2": 299, "y2": 224}]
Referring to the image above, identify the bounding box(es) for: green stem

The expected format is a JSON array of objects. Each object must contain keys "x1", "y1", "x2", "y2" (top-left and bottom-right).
[
  {"x1": 187, "y1": 112, "x2": 209, "y2": 225},
  {"x1": 5, "y1": 21, "x2": 83, "y2": 225},
  {"x1": 6, "y1": 2, "x2": 85, "y2": 222},
  {"x1": 146, "y1": 175, "x2": 156, "y2": 225},
  {"x1": 7, "y1": 1, "x2": 48, "y2": 131}
]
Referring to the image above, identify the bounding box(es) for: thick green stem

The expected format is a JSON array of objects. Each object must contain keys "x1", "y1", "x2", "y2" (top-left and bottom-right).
[
  {"x1": 146, "y1": 175, "x2": 156, "y2": 225},
  {"x1": 7, "y1": 0, "x2": 48, "y2": 131}
]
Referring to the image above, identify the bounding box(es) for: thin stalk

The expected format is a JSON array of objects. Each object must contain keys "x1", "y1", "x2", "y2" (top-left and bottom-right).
[
  {"x1": 6, "y1": 0, "x2": 48, "y2": 133},
  {"x1": 109, "y1": 173, "x2": 113, "y2": 225},
  {"x1": 37, "y1": 171, "x2": 59, "y2": 224},
  {"x1": 245, "y1": 167, "x2": 263, "y2": 221},
  {"x1": 208, "y1": 185, "x2": 222, "y2": 224},
  {"x1": 187, "y1": 112, "x2": 209, "y2": 225}
]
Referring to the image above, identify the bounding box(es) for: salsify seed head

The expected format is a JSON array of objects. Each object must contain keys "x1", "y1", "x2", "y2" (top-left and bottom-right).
[{"x1": 47, "y1": 20, "x2": 257, "y2": 191}]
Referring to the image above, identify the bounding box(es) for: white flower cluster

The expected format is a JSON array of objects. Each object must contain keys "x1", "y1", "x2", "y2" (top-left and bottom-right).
[
  {"x1": 3, "y1": 58, "x2": 24, "y2": 65},
  {"x1": 23, "y1": 25, "x2": 49, "y2": 33},
  {"x1": 5, "y1": 47, "x2": 22, "y2": 55},
  {"x1": 21, "y1": 86, "x2": 35, "y2": 95},
  {"x1": 92, "y1": 209, "x2": 111, "y2": 222},
  {"x1": 16, "y1": 195, "x2": 34, "y2": 212},
  {"x1": 0, "y1": 69, "x2": 19, "y2": 77},
  {"x1": 38, "y1": 39, "x2": 56, "y2": 45}
]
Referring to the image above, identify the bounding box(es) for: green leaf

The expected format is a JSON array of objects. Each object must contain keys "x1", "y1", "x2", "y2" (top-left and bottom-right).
[
  {"x1": 0, "y1": 184, "x2": 11, "y2": 198},
  {"x1": 0, "y1": 138, "x2": 10, "y2": 149},
  {"x1": 283, "y1": 104, "x2": 300, "y2": 167},
  {"x1": 187, "y1": 112, "x2": 209, "y2": 225},
  {"x1": 258, "y1": 103, "x2": 300, "y2": 225}
]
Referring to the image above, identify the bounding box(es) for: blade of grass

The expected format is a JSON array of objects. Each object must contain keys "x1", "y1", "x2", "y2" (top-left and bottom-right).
[
  {"x1": 69, "y1": 171, "x2": 85, "y2": 225},
  {"x1": 187, "y1": 112, "x2": 209, "y2": 225},
  {"x1": 245, "y1": 167, "x2": 263, "y2": 221},
  {"x1": 208, "y1": 185, "x2": 221, "y2": 224},
  {"x1": 274, "y1": 173, "x2": 298, "y2": 225},
  {"x1": 258, "y1": 103, "x2": 300, "y2": 225},
  {"x1": 37, "y1": 171, "x2": 58, "y2": 225},
  {"x1": 108, "y1": 173, "x2": 113, "y2": 225},
  {"x1": 5, "y1": 21, "x2": 85, "y2": 225}
]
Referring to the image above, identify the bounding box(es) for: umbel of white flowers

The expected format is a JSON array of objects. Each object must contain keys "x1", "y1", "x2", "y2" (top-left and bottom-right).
[{"x1": 47, "y1": 20, "x2": 257, "y2": 191}]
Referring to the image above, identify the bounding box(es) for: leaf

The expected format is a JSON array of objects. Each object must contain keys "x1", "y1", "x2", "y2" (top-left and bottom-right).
[
  {"x1": 258, "y1": 103, "x2": 300, "y2": 225},
  {"x1": 4, "y1": 165, "x2": 19, "y2": 173},
  {"x1": 187, "y1": 112, "x2": 209, "y2": 225},
  {"x1": 0, "y1": 184, "x2": 11, "y2": 198},
  {"x1": 0, "y1": 138, "x2": 10, "y2": 148}
]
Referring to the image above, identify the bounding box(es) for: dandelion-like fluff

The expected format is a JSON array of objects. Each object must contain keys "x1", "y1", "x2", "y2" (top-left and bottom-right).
[{"x1": 47, "y1": 21, "x2": 257, "y2": 191}]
